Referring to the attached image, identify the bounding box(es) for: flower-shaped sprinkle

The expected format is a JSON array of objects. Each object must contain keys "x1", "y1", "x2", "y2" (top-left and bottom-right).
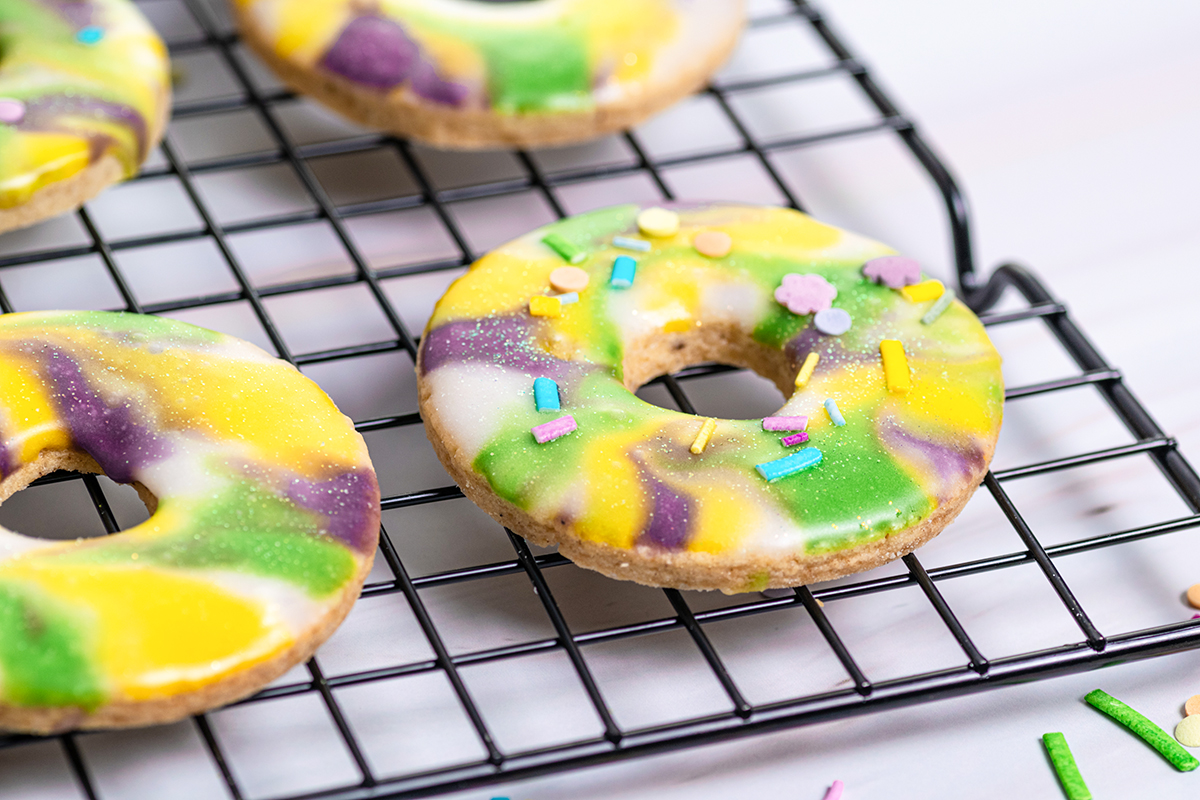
[
  {"x1": 863, "y1": 256, "x2": 921, "y2": 289},
  {"x1": 775, "y1": 273, "x2": 837, "y2": 315}
]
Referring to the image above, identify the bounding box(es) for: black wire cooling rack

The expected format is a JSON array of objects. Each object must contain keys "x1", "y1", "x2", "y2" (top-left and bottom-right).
[{"x1": 2, "y1": 0, "x2": 1200, "y2": 798}]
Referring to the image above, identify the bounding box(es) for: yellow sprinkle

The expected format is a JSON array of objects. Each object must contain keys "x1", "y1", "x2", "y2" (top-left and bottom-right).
[
  {"x1": 901, "y1": 279, "x2": 945, "y2": 303},
  {"x1": 529, "y1": 295, "x2": 561, "y2": 317},
  {"x1": 637, "y1": 207, "x2": 680, "y2": 238},
  {"x1": 880, "y1": 339, "x2": 911, "y2": 393},
  {"x1": 690, "y1": 418, "x2": 717, "y2": 454},
  {"x1": 663, "y1": 318, "x2": 692, "y2": 333},
  {"x1": 794, "y1": 352, "x2": 820, "y2": 391}
]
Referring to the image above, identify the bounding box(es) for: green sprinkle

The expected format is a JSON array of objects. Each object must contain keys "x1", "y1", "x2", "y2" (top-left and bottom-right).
[
  {"x1": 1085, "y1": 689, "x2": 1200, "y2": 772},
  {"x1": 920, "y1": 287, "x2": 956, "y2": 324},
  {"x1": 1042, "y1": 733, "x2": 1092, "y2": 800},
  {"x1": 541, "y1": 233, "x2": 586, "y2": 264}
]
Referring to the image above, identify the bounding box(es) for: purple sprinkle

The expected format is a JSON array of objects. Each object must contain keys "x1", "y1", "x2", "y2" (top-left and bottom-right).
[
  {"x1": 814, "y1": 307, "x2": 852, "y2": 335},
  {"x1": 781, "y1": 432, "x2": 809, "y2": 446},
  {"x1": 863, "y1": 256, "x2": 921, "y2": 289},
  {"x1": 763, "y1": 415, "x2": 808, "y2": 432},
  {"x1": 532, "y1": 415, "x2": 577, "y2": 444}
]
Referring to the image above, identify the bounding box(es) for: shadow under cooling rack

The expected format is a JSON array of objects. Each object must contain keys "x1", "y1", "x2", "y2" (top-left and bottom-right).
[{"x1": 0, "y1": 0, "x2": 1199, "y2": 799}]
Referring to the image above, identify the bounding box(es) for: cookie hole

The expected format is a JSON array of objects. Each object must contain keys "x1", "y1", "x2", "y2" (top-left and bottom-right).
[{"x1": 636, "y1": 365, "x2": 787, "y2": 420}]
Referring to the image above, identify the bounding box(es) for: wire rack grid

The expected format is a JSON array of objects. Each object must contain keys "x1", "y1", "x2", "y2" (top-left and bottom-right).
[{"x1": 1, "y1": 0, "x2": 1199, "y2": 798}]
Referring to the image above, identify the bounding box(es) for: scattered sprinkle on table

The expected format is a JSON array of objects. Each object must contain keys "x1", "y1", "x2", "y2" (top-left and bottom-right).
[
  {"x1": 755, "y1": 448, "x2": 822, "y2": 482},
  {"x1": 533, "y1": 377, "x2": 560, "y2": 412},
  {"x1": 549, "y1": 265, "x2": 589, "y2": 292},
  {"x1": 690, "y1": 418, "x2": 717, "y2": 454},
  {"x1": 541, "y1": 233, "x2": 586, "y2": 263},
  {"x1": 610, "y1": 255, "x2": 637, "y2": 288},
  {"x1": 1186, "y1": 695, "x2": 1200, "y2": 716},
  {"x1": 637, "y1": 207, "x2": 679, "y2": 238},
  {"x1": 693, "y1": 230, "x2": 732, "y2": 258},
  {"x1": 921, "y1": 287, "x2": 956, "y2": 324},
  {"x1": 1176, "y1": 715, "x2": 1200, "y2": 747},
  {"x1": 795, "y1": 352, "x2": 819, "y2": 390},
  {"x1": 824, "y1": 398, "x2": 845, "y2": 427},
  {"x1": 900, "y1": 279, "x2": 944, "y2": 303},
  {"x1": 821, "y1": 780, "x2": 845, "y2": 800},
  {"x1": 532, "y1": 415, "x2": 576, "y2": 444},
  {"x1": 1085, "y1": 689, "x2": 1200, "y2": 771},
  {"x1": 76, "y1": 25, "x2": 105, "y2": 44},
  {"x1": 814, "y1": 307, "x2": 852, "y2": 335},
  {"x1": 0, "y1": 99, "x2": 25, "y2": 125},
  {"x1": 612, "y1": 235, "x2": 651, "y2": 252},
  {"x1": 763, "y1": 415, "x2": 807, "y2": 432},
  {"x1": 1187, "y1": 583, "x2": 1200, "y2": 608},
  {"x1": 781, "y1": 432, "x2": 809, "y2": 447},
  {"x1": 529, "y1": 295, "x2": 561, "y2": 317},
  {"x1": 1042, "y1": 733, "x2": 1092, "y2": 800},
  {"x1": 880, "y1": 339, "x2": 912, "y2": 394}
]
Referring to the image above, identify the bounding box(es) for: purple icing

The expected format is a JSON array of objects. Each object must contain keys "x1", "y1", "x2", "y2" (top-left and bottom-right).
[
  {"x1": 44, "y1": 0, "x2": 97, "y2": 29},
  {"x1": 37, "y1": 347, "x2": 172, "y2": 483},
  {"x1": 635, "y1": 460, "x2": 693, "y2": 551},
  {"x1": 22, "y1": 95, "x2": 149, "y2": 159},
  {"x1": 420, "y1": 315, "x2": 586, "y2": 382},
  {"x1": 320, "y1": 15, "x2": 419, "y2": 90},
  {"x1": 878, "y1": 420, "x2": 984, "y2": 499},
  {"x1": 286, "y1": 469, "x2": 380, "y2": 554},
  {"x1": 0, "y1": 438, "x2": 11, "y2": 480},
  {"x1": 410, "y1": 60, "x2": 470, "y2": 106}
]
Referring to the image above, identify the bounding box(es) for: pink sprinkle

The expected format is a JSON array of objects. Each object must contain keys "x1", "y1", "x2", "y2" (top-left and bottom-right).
[
  {"x1": 1192, "y1": 614, "x2": 1200, "y2": 620},
  {"x1": 774, "y1": 273, "x2": 837, "y2": 315},
  {"x1": 863, "y1": 256, "x2": 921, "y2": 288},
  {"x1": 532, "y1": 415, "x2": 577, "y2": 444},
  {"x1": 0, "y1": 99, "x2": 25, "y2": 125},
  {"x1": 781, "y1": 432, "x2": 809, "y2": 446},
  {"x1": 822, "y1": 780, "x2": 844, "y2": 800},
  {"x1": 763, "y1": 415, "x2": 808, "y2": 431}
]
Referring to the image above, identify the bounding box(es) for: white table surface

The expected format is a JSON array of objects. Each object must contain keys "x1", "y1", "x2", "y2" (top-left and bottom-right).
[{"x1": 0, "y1": 1, "x2": 1198, "y2": 798}]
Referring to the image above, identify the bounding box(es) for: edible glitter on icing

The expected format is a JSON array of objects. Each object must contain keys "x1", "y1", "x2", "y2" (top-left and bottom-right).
[
  {"x1": 533, "y1": 377, "x2": 561, "y2": 411},
  {"x1": 863, "y1": 256, "x2": 921, "y2": 288},
  {"x1": 824, "y1": 398, "x2": 846, "y2": 427},
  {"x1": 921, "y1": 288, "x2": 956, "y2": 324},
  {"x1": 775, "y1": 273, "x2": 837, "y2": 315},
  {"x1": 813, "y1": 308, "x2": 852, "y2": 335},
  {"x1": 532, "y1": 414, "x2": 577, "y2": 444},
  {"x1": 756, "y1": 448, "x2": 823, "y2": 482},
  {"x1": 610, "y1": 255, "x2": 637, "y2": 288},
  {"x1": 763, "y1": 416, "x2": 807, "y2": 432},
  {"x1": 612, "y1": 235, "x2": 651, "y2": 252}
]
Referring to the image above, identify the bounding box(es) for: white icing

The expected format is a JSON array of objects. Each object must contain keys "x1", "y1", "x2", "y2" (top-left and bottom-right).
[{"x1": 424, "y1": 363, "x2": 531, "y2": 455}]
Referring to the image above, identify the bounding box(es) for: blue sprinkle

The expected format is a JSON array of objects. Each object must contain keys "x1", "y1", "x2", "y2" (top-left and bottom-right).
[
  {"x1": 533, "y1": 377, "x2": 560, "y2": 412},
  {"x1": 76, "y1": 26, "x2": 104, "y2": 44},
  {"x1": 824, "y1": 398, "x2": 845, "y2": 427},
  {"x1": 612, "y1": 235, "x2": 651, "y2": 252},
  {"x1": 610, "y1": 255, "x2": 637, "y2": 288},
  {"x1": 756, "y1": 448, "x2": 823, "y2": 482},
  {"x1": 556, "y1": 291, "x2": 579, "y2": 305}
]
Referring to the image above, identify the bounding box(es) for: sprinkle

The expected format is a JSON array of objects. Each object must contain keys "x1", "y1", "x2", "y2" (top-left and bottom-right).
[
  {"x1": 1186, "y1": 695, "x2": 1200, "y2": 716},
  {"x1": 637, "y1": 207, "x2": 679, "y2": 238},
  {"x1": 824, "y1": 398, "x2": 845, "y2": 427},
  {"x1": 690, "y1": 418, "x2": 717, "y2": 454},
  {"x1": 555, "y1": 291, "x2": 579, "y2": 305},
  {"x1": 612, "y1": 235, "x2": 651, "y2": 252},
  {"x1": 0, "y1": 99, "x2": 25, "y2": 125},
  {"x1": 756, "y1": 448, "x2": 822, "y2": 481},
  {"x1": 541, "y1": 233, "x2": 586, "y2": 264},
  {"x1": 529, "y1": 295, "x2": 561, "y2": 317},
  {"x1": 693, "y1": 230, "x2": 733, "y2": 258},
  {"x1": 763, "y1": 415, "x2": 808, "y2": 432},
  {"x1": 663, "y1": 318, "x2": 691, "y2": 333},
  {"x1": 821, "y1": 781, "x2": 845, "y2": 800},
  {"x1": 921, "y1": 287, "x2": 956, "y2": 324},
  {"x1": 781, "y1": 432, "x2": 809, "y2": 446},
  {"x1": 549, "y1": 265, "x2": 589, "y2": 292},
  {"x1": 1042, "y1": 733, "x2": 1092, "y2": 800},
  {"x1": 862, "y1": 255, "x2": 921, "y2": 288},
  {"x1": 533, "y1": 377, "x2": 560, "y2": 412},
  {"x1": 532, "y1": 415, "x2": 577, "y2": 444},
  {"x1": 880, "y1": 339, "x2": 911, "y2": 394},
  {"x1": 1187, "y1": 584, "x2": 1200, "y2": 608},
  {"x1": 610, "y1": 255, "x2": 637, "y2": 288},
  {"x1": 901, "y1": 279, "x2": 944, "y2": 303},
  {"x1": 794, "y1": 352, "x2": 819, "y2": 391},
  {"x1": 1177, "y1": 716, "x2": 1200, "y2": 747},
  {"x1": 1085, "y1": 689, "x2": 1200, "y2": 771},
  {"x1": 814, "y1": 308, "x2": 852, "y2": 335},
  {"x1": 775, "y1": 273, "x2": 837, "y2": 315},
  {"x1": 76, "y1": 25, "x2": 105, "y2": 44}
]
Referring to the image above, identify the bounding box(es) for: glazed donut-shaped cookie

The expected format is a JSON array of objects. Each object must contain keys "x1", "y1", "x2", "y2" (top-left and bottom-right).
[
  {"x1": 0, "y1": 311, "x2": 379, "y2": 733},
  {"x1": 230, "y1": 0, "x2": 746, "y2": 149},
  {"x1": 418, "y1": 203, "x2": 1003, "y2": 592},
  {"x1": 0, "y1": 0, "x2": 171, "y2": 234}
]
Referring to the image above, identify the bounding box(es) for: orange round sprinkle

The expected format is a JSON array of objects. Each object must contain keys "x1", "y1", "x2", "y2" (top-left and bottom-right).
[
  {"x1": 693, "y1": 230, "x2": 732, "y2": 258},
  {"x1": 1185, "y1": 695, "x2": 1200, "y2": 717},
  {"x1": 549, "y1": 266, "x2": 589, "y2": 293},
  {"x1": 1188, "y1": 584, "x2": 1200, "y2": 609}
]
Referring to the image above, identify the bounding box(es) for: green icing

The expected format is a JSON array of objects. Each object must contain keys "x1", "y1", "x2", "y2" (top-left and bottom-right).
[
  {"x1": 0, "y1": 581, "x2": 103, "y2": 709},
  {"x1": 51, "y1": 481, "x2": 357, "y2": 598},
  {"x1": 2, "y1": 311, "x2": 223, "y2": 347}
]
